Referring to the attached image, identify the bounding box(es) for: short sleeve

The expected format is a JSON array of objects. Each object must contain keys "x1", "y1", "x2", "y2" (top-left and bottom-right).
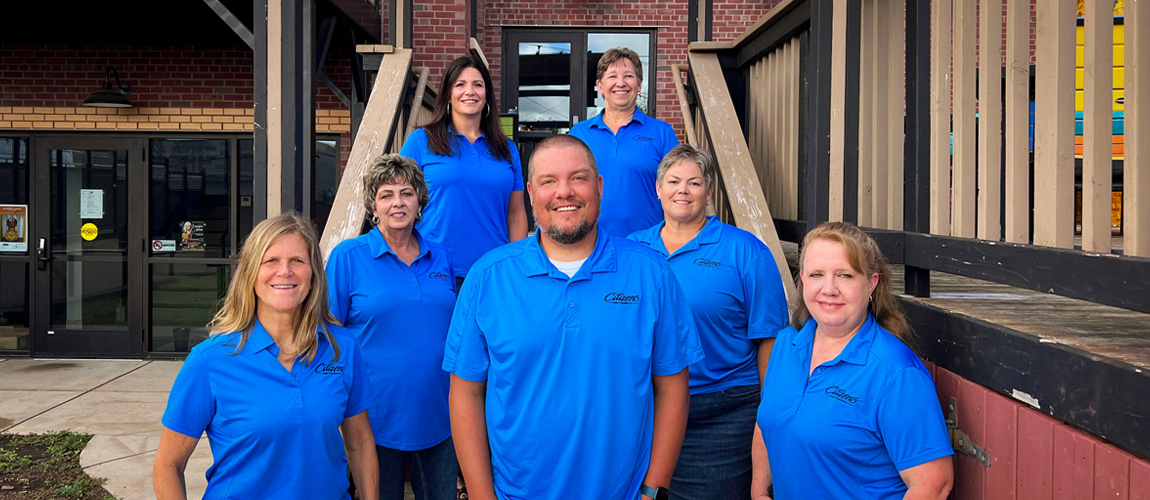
[
  {"x1": 442, "y1": 272, "x2": 490, "y2": 381},
  {"x1": 509, "y1": 139, "x2": 525, "y2": 191},
  {"x1": 161, "y1": 349, "x2": 215, "y2": 439},
  {"x1": 325, "y1": 244, "x2": 351, "y2": 322},
  {"x1": 659, "y1": 121, "x2": 680, "y2": 158},
  {"x1": 399, "y1": 129, "x2": 425, "y2": 166},
  {"x1": 342, "y1": 339, "x2": 372, "y2": 419},
  {"x1": 651, "y1": 263, "x2": 705, "y2": 376},
  {"x1": 876, "y1": 367, "x2": 955, "y2": 471},
  {"x1": 744, "y1": 247, "x2": 790, "y2": 340}
]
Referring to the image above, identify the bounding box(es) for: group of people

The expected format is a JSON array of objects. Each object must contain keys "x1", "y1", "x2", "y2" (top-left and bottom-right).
[{"x1": 153, "y1": 47, "x2": 955, "y2": 500}]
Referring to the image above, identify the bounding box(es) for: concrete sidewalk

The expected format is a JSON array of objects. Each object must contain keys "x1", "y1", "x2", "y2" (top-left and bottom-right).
[{"x1": 0, "y1": 357, "x2": 210, "y2": 499}]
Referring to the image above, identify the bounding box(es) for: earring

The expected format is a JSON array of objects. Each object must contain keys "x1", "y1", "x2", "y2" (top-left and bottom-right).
[
  {"x1": 448, "y1": 102, "x2": 452, "y2": 114},
  {"x1": 483, "y1": 102, "x2": 490, "y2": 116},
  {"x1": 371, "y1": 215, "x2": 380, "y2": 225}
]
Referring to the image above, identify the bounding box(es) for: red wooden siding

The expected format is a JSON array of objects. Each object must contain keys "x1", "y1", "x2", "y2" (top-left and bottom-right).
[{"x1": 928, "y1": 365, "x2": 1150, "y2": 499}]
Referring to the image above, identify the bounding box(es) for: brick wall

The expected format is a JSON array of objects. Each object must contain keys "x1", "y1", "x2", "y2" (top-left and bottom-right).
[
  {"x1": 711, "y1": 0, "x2": 780, "y2": 42},
  {"x1": 0, "y1": 44, "x2": 355, "y2": 166}
]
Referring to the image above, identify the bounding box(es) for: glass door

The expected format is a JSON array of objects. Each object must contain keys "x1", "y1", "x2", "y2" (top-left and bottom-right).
[{"x1": 32, "y1": 137, "x2": 145, "y2": 357}]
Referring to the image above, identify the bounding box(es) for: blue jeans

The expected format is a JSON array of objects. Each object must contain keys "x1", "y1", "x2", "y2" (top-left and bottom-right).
[
  {"x1": 376, "y1": 437, "x2": 458, "y2": 500},
  {"x1": 670, "y1": 384, "x2": 761, "y2": 500}
]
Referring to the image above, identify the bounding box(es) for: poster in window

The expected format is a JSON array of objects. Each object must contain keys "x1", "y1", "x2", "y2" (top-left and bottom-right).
[
  {"x1": 0, "y1": 205, "x2": 28, "y2": 252},
  {"x1": 180, "y1": 220, "x2": 205, "y2": 251}
]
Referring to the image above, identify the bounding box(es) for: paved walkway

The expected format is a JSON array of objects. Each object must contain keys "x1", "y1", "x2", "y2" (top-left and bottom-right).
[{"x1": 0, "y1": 357, "x2": 416, "y2": 500}]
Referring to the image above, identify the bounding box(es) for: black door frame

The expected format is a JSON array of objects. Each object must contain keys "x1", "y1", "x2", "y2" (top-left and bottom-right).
[{"x1": 31, "y1": 136, "x2": 148, "y2": 358}]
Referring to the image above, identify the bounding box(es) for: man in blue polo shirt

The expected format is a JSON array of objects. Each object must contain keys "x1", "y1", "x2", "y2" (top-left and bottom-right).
[
  {"x1": 569, "y1": 47, "x2": 679, "y2": 237},
  {"x1": 445, "y1": 134, "x2": 703, "y2": 500}
]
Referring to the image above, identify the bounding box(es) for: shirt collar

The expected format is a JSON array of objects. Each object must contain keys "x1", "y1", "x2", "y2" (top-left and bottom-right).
[
  {"x1": 792, "y1": 314, "x2": 877, "y2": 366},
  {"x1": 246, "y1": 319, "x2": 331, "y2": 356},
  {"x1": 631, "y1": 215, "x2": 722, "y2": 256},
  {"x1": 367, "y1": 227, "x2": 433, "y2": 261},
  {"x1": 588, "y1": 108, "x2": 648, "y2": 129},
  {"x1": 523, "y1": 229, "x2": 617, "y2": 280}
]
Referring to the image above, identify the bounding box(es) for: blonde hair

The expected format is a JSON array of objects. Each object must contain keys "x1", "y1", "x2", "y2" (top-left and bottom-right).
[
  {"x1": 207, "y1": 212, "x2": 341, "y2": 364},
  {"x1": 792, "y1": 221, "x2": 913, "y2": 346}
]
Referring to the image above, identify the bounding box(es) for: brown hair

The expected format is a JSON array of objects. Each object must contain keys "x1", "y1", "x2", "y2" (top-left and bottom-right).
[
  {"x1": 792, "y1": 221, "x2": 913, "y2": 346},
  {"x1": 362, "y1": 154, "x2": 430, "y2": 224},
  {"x1": 422, "y1": 56, "x2": 513, "y2": 163},
  {"x1": 596, "y1": 47, "x2": 643, "y2": 83},
  {"x1": 208, "y1": 212, "x2": 341, "y2": 364}
]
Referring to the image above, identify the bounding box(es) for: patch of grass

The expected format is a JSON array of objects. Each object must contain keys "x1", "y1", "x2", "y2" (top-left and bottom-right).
[{"x1": 0, "y1": 430, "x2": 119, "y2": 500}]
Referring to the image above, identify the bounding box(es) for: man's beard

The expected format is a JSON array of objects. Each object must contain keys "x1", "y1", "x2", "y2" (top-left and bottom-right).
[{"x1": 543, "y1": 219, "x2": 595, "y2": 245}]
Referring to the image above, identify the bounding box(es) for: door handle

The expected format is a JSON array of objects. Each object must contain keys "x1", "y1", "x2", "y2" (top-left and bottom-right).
[{"x1": 36, "y1": 237, "x2": 50, "y2": 271}]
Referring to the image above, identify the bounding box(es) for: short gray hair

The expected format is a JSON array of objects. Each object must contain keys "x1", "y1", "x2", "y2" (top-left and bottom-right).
[{"x1": 656, "y1": 144, "x2": 716, "y2": 192}]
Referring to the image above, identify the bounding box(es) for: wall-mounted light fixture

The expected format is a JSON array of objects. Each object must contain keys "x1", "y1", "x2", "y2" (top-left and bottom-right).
[{"x1": 82, "y1": 66, "x2": 133, "y2": 108}]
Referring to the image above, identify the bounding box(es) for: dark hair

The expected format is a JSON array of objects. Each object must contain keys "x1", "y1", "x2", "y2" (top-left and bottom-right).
[
  {"x1": 422, "y1": 56, "x2": 513, "y2": 163},
  {"x1": 362, "y1": 154, "x2": 430, "y2": 224},
  {"x1": 792, "y1": 221, "x2": 913, "y2": 347}
]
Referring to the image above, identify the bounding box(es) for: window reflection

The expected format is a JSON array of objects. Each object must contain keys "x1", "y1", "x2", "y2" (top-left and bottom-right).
[
  {"x1": 518, "y1": 42, "x2": 572, "y2": 132},
  {"x1": 149, "y1": 139, "x2": 231, "y2": 258},
  {"x1": 586, "y1": 33, "x2": 652, "y2": 117}
]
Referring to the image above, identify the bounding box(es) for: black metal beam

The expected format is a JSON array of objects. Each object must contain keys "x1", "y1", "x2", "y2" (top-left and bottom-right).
[
  {"x1": 903, "y1": 0, "x2": 931, "y2": 297},
  {"x1": 327, "y1": 0, "x2": 381, "y2": 41},
  {"x1": 773, "y1": 218, "x2": 806, "y2": 244},
  {"x1": 345, "y1": 21, "x2": 366, "y2": 142},
  {"x1": 802, "y1": 0, "x2": 832, "y2": 233},
  {"x1": 253, "y1": 0, "x2": 268, "y2": 222},
  {"x1": 316, "y1": 16, "x2": 337, "y2": 74},
  {"x1": 903, "y1": 233, "x2": 1150, "y2": 314},
  {"x1": 841, "y1": 0, "x2": 860, "y2": 225},
  {"x1": 735, "y1": 0, "x2": 811, "y2": 68},
  {"x1": 279, "y1": 0, "x2": 316, "y2": 216},
  {"x1": 319, "y1": 73, "x2": 352, "y2": 108},
  {"x1": 203, "y1": 0, "x2": 255, "y2": 49},
  {"x1": 905, "y1": 298, "x2": 1150, "y2": 460}
]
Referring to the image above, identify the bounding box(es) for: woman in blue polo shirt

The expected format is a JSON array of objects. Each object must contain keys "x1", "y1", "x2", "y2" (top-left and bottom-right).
[
  {"x1": 399, "y1": 56, "x2": 527, "y2": 282},
  {"x1": 628, "y1": 145, "x2": 788, "y2": 500},
  {"x1": 153, "y1": 213, "x2": 377, "y2": 500},
  {"x1": 326, "y1": 154, "x2": 458, "y2": 500},
  {"x1": 570, "y1": 46, "x2": 679, "y2": 237},
  {"x1": 751, "y1": 222, "x2": 953, "y2": 499}
]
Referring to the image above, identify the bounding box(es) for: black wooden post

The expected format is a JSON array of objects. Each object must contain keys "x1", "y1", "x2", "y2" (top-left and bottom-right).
[
  {"x1": 903, "y1": 0, "x2": 931, "y2": 297},
  {"x1": 803, "y1": 0, "x2": 833, "y2": 234},
  {"x1": 842, "y1": 0, "x2": 861, "y2": 225}
]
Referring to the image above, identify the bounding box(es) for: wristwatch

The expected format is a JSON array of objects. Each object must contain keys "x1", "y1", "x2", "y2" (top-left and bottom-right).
[{"x1": 640, "y1": 484, "x2": 670, "y2": 500}]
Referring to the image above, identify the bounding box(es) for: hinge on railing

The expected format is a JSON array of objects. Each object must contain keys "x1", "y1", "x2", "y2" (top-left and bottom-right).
[{"x1": 947, "y1": 397, "x2": 991, "y2": 467}]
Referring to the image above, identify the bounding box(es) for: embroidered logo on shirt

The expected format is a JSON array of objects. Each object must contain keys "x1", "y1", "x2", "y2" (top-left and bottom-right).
[
  {"x1": 693, "y1": 258, "x2": 721, "y2": 268},
  {"x1": 632, "y1": 135, "x2": 653, "y2": 142},
  {"x1": 604, "y1": 292, "x2": 640, "y2": 305},
  {"x1": 824, "y1": 386, "x2": 859, "y2": 405},
  {"x1": 428, "y1": 271, "x2": 449, "y2": 281},
  {"x1": 314, "y1": 363, "x2": 345, "y2": 375}
]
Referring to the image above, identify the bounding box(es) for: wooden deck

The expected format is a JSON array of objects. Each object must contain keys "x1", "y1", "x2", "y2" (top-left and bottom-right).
[{"x1": 893, "y1": 268, "x2": 1150, "y2": 371}]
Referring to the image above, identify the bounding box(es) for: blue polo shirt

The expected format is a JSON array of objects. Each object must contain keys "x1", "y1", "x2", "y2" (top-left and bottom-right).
[
  {"x1": 162, "y1": 322, "x2": 370, "y2": 500},
  {"x1": 399, "y1": 127, "x2": 524, "y2": 277},
  {"x1": 757, "y1": 315, "x2": 953, "y2": 499},
  {"x1": 628, "y1": 216, "x2": 789, "y2": 394},
  {"x1": 443, "y1": 232, "x2": 704, "y2": 500},
  {"x1": 568, "y1": 109, "x2": 679, "y2": 237},
  {"x1": 326, "y1": 228, "x2": 457, "y2": 450}
]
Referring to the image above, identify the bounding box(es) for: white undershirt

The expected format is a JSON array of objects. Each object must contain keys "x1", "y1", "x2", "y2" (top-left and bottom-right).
[{"x1": 549, "y1": 257, "x2": 587, "y2": 278}]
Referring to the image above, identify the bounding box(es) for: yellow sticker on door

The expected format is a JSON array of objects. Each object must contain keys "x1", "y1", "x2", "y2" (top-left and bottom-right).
[{"x1": 81, "y1": 223, "x2": 98, "y2": 241}]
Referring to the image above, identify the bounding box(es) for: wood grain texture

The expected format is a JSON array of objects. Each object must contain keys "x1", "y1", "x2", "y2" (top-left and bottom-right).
[
  {"x1": 829, "y1": 0, "x2": 848, "y2": 221},
  {"x1": 1003, "y1": 0, "x2": 1031, "y2": 244},
  {"x1": 320, "y1": 48, "x2": 413, "y2": 261},
  {"x1": 1127, "y1": 0, "x2": 1150, "y2": 256},
  {"x1": 951, "y1": 0, "x2": 977, "y2": 237},
  {"x1": 1082, "y1": 1, "x2": 1114, "y2": 252},
  {"x1": 885, "y1": 0, "x2": 905, "y2": 230},
  {"x1": 977, "y1": 0, "x2": 1003, "y2": 241},
  {"x1": 1033, "y1": 0, "x2": 1076, "y2": 248},
  {"x1": 871, "y1": 0, "x2": 891, "y2": 228},
  {"x1": 930, "y1": 0, "x2": 953, "y2": 236},
  {"x1": 688, "y1": 51, "x2": 797, "y2": 303},
  {"x1": 858, "y1": 0, "x2": 875, "y2": 227}
]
